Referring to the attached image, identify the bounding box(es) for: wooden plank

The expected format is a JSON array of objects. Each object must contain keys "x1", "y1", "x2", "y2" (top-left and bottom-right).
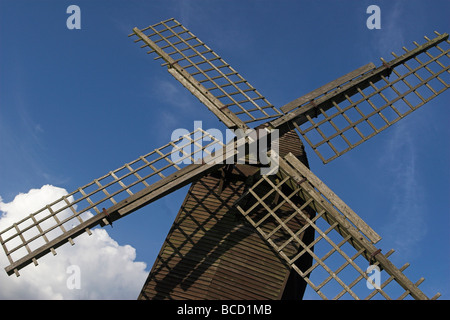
[
  {"x1": 281, "y1": 63, "x2": 376, "y2": 113},
  {"x1": 284, "y1": 153, "x2": 381, "y2": 244},
  {"x1": 161, "y1": 236, "x2": 286, "y2": 278}
]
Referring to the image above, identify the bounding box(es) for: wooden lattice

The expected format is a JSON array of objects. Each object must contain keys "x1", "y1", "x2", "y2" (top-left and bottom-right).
[
  {"x1": 129, "y1": 18, "x2": 282, "y2": 129},
  {"x1": 0, "y1": 128, "x2": 228, "y2": 276},
  {"x1": 273, "y1": 32, "x2": 450, "y2": 163},
  {"x1": 235, "y1": 153, "x2": 440, "y2": 300}
]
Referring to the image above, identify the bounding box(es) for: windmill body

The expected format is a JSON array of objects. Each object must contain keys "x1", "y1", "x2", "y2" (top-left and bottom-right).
[
  {"x1": 0, "y1": 18, "x2": 449, "y2": 300},
  {"x1": 139, "y1": 130, "x2": 313, "y2": 299}
]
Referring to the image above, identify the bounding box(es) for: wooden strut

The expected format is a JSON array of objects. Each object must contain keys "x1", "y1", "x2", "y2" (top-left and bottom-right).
[
  {"x1": 369, "y1": 248, "x2": 382, "y2": 266},
  {"x1": 102, "y1": 208, "x2": 113, "y2": 228},
  {"x1": 381, "y1": 61, "x2": 393, "y2": 77}
]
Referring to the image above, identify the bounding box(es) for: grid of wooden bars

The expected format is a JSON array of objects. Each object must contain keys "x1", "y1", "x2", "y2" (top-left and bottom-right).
[
  {"x1": 235, "y1": 153, "x2": 439, "y2": 300},
  {"x1": 0, "y1": 128, "x2": 226, "y2": 276},
  {"x1": 129, "y1": 18, "x2": 282, "y2": 127},
  {"x1": 292, "y1": 32, "x2": 450, "y2": 163}
]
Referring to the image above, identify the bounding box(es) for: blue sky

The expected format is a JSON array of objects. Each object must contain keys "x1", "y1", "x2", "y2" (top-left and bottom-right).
[{"x1": 0, "y1": 0, "x2": 449, "y2": 299}]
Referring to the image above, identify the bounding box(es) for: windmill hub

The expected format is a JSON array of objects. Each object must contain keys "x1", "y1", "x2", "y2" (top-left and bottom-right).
[{"x1": 171, "y1": 120, "x2": 280, "y2": 174}]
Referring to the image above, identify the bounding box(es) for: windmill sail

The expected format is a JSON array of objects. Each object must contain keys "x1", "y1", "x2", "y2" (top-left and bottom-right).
[
  {"x1": 234, "y1": 152, "x2": 440, "y2": 300},
  {"x1": 0, "y1": 128, "x2": 231, "y2": 276},
  {"x1": 273, "y1": 32, "x2": 450, "y2": 163},
  {"x1": 129, "y1": 18, "x2": 282, "y2": 130}
]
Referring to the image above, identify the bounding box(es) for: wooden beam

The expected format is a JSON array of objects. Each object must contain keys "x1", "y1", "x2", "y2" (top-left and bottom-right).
[
  {"x1": 106, "y1": 138, "x2": 242, "y2": 220},
  {"x1": 168, "y1": 67, "x2": 246, "y2": 130},
  {"x1": 280, "y1": 63, "x2": 376, "y2": 113},
  {"x1": 284, "y1": 153, "x2": 381, "y2": 244},
  {"x1": 116, "y1": 162, "x2": 222, "y2": 217}
]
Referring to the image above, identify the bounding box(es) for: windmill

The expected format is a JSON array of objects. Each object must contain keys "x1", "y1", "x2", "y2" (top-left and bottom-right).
[{"x1": 0, "y1": 18, "x2": 448, "y2": 300}]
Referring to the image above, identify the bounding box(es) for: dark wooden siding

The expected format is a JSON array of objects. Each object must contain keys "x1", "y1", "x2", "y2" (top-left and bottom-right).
[{"x1": 138, "y1": 129, "x2": 313, "y2": 300}]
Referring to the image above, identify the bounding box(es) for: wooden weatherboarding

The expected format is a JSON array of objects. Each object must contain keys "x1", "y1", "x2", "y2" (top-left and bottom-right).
[{"x1": 1, "y1": 18, "x2": 449, "y2": 300}]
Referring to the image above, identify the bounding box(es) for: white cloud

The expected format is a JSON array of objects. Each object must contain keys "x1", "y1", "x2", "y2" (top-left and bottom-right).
[
  {"x1": 155, "y1": 79, "x2": 196, "y2": 110},
  {"x1": 0, "y1": 185, "x2": 148, "y2": 299},
  {"x1": 370, "y1": 2, "x2": 406, "y2": 59},
  {"x1": 379, "y1": 121, "x2": 427, "y2": 259}
]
